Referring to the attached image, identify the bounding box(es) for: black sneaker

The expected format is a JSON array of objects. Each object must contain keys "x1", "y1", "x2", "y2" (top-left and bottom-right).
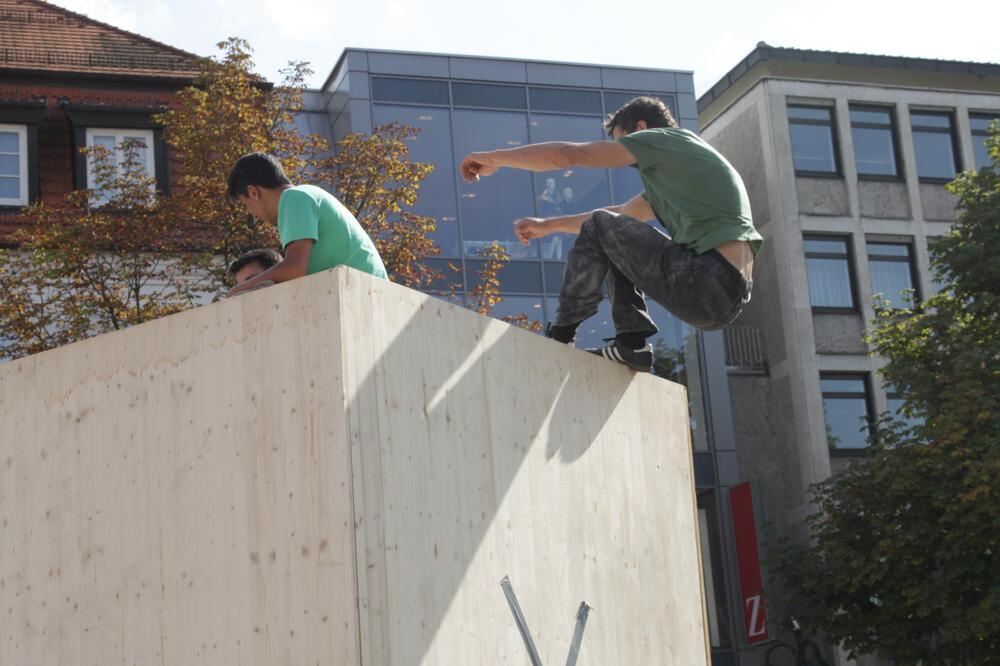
[{"x1": 585, "y1": 340, "x2": 653, "y2": 372}]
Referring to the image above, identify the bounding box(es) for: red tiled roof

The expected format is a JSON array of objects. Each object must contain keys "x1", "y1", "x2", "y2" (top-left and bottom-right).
[{"x1": 0, "y1": 0, "x2": 202, "y2": 79}]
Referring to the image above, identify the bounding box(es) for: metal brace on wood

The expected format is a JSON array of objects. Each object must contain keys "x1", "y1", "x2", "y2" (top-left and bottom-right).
[{"x1": 500, "y1": 576, "x2": 593, "y2": 666}]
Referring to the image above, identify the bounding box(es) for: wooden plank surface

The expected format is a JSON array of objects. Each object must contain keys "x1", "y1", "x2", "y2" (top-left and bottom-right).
[{"x1": 1, "y1": 267, "x2": 708, "y2": 665}]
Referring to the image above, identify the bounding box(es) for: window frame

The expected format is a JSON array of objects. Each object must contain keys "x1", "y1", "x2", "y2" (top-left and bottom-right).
[
  {"x1": 84, "y1": 128, "x2": 157, "y2": 205},
  {"x1": 0, "y1": 123, "x2": 29, "y2": 207},
  {"x1": 849, "y1": 104, "x2": 904, "y2": 181},
  {"x1": 803, "y1": 234, "x2": 859, "y2": 313},
  {"x1": 866, "y1": 240, "x2": 921, "y2": 309},
  {"x1": 787, "y1": 103, "x2": 842, "y2": 178},
  {"x1": 820, "y1": 372, "x2": 875, "y2": 454},
  {"x1": 909, "y1": 109, "x2": 961, "y2": 183}
]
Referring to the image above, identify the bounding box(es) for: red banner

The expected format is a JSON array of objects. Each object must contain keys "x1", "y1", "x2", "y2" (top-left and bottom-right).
[{"x1": 729, "y1": 482, "x2": 768, "y2": 644}]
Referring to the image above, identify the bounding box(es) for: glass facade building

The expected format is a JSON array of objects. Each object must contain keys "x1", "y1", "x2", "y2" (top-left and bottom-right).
[{"x1": 300, "y1": 50, "x2": 751, "y2": 665}]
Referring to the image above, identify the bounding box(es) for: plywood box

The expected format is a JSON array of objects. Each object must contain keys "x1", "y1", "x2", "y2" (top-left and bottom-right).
[{"x1": 0, "y1": 267, "x2": 708, "y2": 665}]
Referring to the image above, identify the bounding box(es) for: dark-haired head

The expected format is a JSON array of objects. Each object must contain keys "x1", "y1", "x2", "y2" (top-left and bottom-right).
[
  {"x1": 603, "y1": 96, "x2": 678, "y2": 137},
  {"x1": 226, "y1": 152, "x2": 291, "y2": 199},
  {"x1": 227, "y1": 247, "x2": 283, "y2": 284}
]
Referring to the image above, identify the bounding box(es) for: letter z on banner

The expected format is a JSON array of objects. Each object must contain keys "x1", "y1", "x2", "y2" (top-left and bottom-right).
[{"x1": 729, "y1": 482, "x2": 768, "y2": 644}]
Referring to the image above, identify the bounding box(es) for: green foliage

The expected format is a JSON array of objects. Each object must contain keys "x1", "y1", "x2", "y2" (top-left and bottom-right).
[{"x1": 772, "y1": 123, "x2": 1000, "y2": 664}]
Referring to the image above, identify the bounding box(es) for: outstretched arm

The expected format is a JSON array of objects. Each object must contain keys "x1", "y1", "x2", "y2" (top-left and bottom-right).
[
  {"x1": 461, "y1": 141, "x2": 636, "y2": 181},
  {"x1": 513, "y1": 193, "x2": 654, "y2": 244}
]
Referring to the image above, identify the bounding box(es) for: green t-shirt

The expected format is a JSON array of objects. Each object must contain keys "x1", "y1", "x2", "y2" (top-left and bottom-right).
[
  {"x1": 277, "y1": 184, "x2": 387, "y2": 279},
  {"x1": 618, "y1": 128, "x2": 763, "y2": 255}
]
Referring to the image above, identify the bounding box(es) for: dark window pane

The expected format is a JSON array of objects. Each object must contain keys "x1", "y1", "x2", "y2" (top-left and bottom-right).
[
  {"x1": 373, "y1": 105, "x2": 460, "y2": 256},
  {"x1": 789, "y1": 122, "x2": 837, "y2": 173},
  {"x1": 913, "y1": 133, "x2": 959, "y2": 179},
  {"x1": 869, "y1": 243, "x2": 915, "y2": 309},
  {"x1": 604, "y1": 92, "x2": 676, "y2": 117},
  {"x1": 543, "y1": 262, "x2": 565, "y2": 293},
  {"x1": 823, "y1": 397, "x2": 870, "y2": 449},
  {"x1": 371, "y1": 77, "x2": 449, "y2": 105},
  {"x1": 806, "y1": 257, "x2": 853, "y2": 307},
  {"x1": 452, "y1": 83, "x2": 526, "y2": 110},
  {"x1": 465, "y1": 259, "x2": 542, "y2": 293},
  {"x1": 0, "y1": 176, "x2": 18, "y2": 198},
  {"x1": 822, "y1": 373, "x2": 871, "y2": 450},
  {"x1": 970, "y1": 114, "x2": 999, "y2": 132},
  {"x1": 453, "y1": 110, "x2": 537, "y2": 259},
  {"x1": 0, "y1": 131, "x2": 19, "y2": 153},
  {"x1": 910, "y1": 112, "x2": 951, "y2": 129},
  {"x1": 423, "y1": 258, "x2": 464, "y2": 292},
  {"x1": 866, "y1": 242, "x2": 910, "y2": 257},
  {"x1": 788, "y1": 106, "x2": 833, "y2": 121},
  {"x1": 528, "y1": 113, "x2": 610, "y2": 260},
  {"x1": 850, "y1": 109, "x2": 892, "y2": 126},
  {"x1": 804, "y1": 238, "x2": 848, "y2": 255},
  {"x1": 529, "y1": 87, "x2": 602, "y2": 114},
  {"x1": 821, "y1": 377, "x2": 866, "y2": 393},
  {"x1": 969, "y1": 114, "x2": 998, "y2": 170},
  {"x1": 611, "y1": 165, "x2": 644, "y2": 204},
  {"x1": 852, "y1": 126, "x2": 898, "y2": 176}
]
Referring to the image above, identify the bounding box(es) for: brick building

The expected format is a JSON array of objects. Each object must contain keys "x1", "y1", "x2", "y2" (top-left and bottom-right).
[{"x1": 0, "y1": 0, "x2": 201, "y2": 242}]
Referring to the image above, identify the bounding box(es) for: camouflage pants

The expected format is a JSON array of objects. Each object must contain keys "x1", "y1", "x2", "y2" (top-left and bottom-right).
[{"x1": 554, "y1": 210, "x2": 752, "y2": 336}]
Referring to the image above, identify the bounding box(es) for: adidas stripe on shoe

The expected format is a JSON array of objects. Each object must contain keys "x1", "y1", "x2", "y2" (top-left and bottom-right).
[{"x1": 585, "y1": 340, "x2": 654, "y2": 373}]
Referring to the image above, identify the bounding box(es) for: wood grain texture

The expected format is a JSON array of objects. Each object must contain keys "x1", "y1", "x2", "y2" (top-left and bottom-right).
[{"x1": 1, "y1": 267, "x2": 708, "y2": 665}]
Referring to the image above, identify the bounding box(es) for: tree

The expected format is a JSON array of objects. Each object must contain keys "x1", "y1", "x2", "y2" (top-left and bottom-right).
[
  {"x1": 0, "y1": 141, "x2": 211, "y2": 358},
  {"x1": 772, "y1": 124, "x2": 1000, "y2": 664}
]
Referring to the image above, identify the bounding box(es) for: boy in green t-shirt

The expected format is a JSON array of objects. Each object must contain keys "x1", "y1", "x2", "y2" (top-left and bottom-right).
[
  {"x1": 460, "y1": 97, "x2": 762, "y2": 372},
  {"x1": 226, "y1": 152, "x2": 387, "y2": 298}
]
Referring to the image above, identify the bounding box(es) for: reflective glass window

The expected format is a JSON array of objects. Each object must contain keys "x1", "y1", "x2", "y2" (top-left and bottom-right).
[
  {"x1": 0, "y1": 124, "x2": 26, "y2": 204},
  {"x1": 867, "y1": 241, "x2": 918, "y2": 309},
  {"x1": 529, "y1": 87, "x2": 602, "y2": 114},
  {"x1": 465, "y1": 259, "x2": 542, "y2": 293},
  {"x1": 528, "y1": 113, "x2": 610, "y2": 260},
  {"x1": 373, "y1": 105, "x2": 460, "y2": 256},
  {"x1": 804, "y1": 236, "x2": 855, "y2": 309},
  {"x1": 911, "y1": 111, "x2": 959, "y2": 180},
  {"x1": 884, "y1": 383, "x2": 924, "y2": 431},
  {"x1": 371, "y1": 77, "x2": 449, "y2": 105},
  {"x1": 452, "y1": 110, "x2": 536, "y2": 259},
  {"x1": 472, "y1": 294, "x2": 544, "y2": 328},
  {"x1": 969, "y1": 113, "x2": 999, "y2": 170},
  {"x1": 821, "y1": 374, "x2": 873, "y2": 450},
  {"x1": 787, "y1": 104, "x2": 839, "y2": 174},
  {"x1": 452, "y1": 83, "x2": 526, "y2": 110},
  {"x1": 850, "y1": 106, "x2": 899, "y2": 177}
]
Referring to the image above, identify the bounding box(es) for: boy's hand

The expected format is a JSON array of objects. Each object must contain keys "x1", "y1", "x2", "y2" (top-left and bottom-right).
[
  {"x1": 461, "y1": 152, "x2": 498, "y2": 182},
  {"x1": 513, "y1": 217, "x2": 550, "y2": 245}
]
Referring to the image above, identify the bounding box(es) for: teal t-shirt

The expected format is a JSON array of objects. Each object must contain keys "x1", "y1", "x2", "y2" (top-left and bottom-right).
[
  {"x1": 277, "y1": 184, "x2": 387, "y2": 279},
  {"x1": 618, "y1": 128, "x2": 763, "y2": 255}
]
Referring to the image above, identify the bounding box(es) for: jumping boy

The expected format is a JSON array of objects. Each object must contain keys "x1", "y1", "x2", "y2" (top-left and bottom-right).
[{"x1": 460, "y1": 97, "x2": 762, "y2": 372}]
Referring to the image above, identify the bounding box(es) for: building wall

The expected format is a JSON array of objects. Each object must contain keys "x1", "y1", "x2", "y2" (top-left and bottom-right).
[
  {"x1": 701, "y1": 74, "x2": 1000, "y2": 664},
  {"x1": 0, "y1": 79, "x2": 187, "y2": 241}
]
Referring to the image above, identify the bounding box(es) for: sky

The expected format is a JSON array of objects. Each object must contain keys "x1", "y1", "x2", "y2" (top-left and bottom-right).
[{"x1": 50, "y1": 0, "x2": 999, "y2": 97}]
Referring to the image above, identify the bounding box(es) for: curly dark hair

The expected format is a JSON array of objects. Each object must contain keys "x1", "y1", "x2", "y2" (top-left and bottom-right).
[
  {"x1": 226, "y1": 248, "x2": 283, "y2": 281},
  {"x1": 603, "y1": 96, "x2": 678, "y2": 136}
]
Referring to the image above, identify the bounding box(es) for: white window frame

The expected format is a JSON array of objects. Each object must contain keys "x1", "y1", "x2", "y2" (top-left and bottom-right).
[
  {"x1": 0, "y1": 123, "x2": 29, "y2": 207},
  {"x1": 84, "y1": 128, "x2": 156, "y2": 204}
]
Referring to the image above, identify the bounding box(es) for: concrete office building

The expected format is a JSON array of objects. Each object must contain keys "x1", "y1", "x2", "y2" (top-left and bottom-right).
[
  {"x1": 296, "y1": 49, "x2": 765, "y2": 665},
  {"x1": 698, "y1": 44, "x2": 1000, "y2": 664}
]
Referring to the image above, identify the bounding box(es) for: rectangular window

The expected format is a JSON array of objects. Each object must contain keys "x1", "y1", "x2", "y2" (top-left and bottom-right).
[
  {"x1": 452, "y1": 82, "x2": 526, "y2": 110},
  {"x1": 85, "y1": 128, "x2": 156, "y2": 206},
  {"x1": 970, "y1": 113, "x2": 999, "y2": 170},
  {"x1": 910, "y1": 111, "x2": 959, "y2": 181},
  {"x1": 804, "y1": 236, "x2": 856, "y2": 310},
  {"x1": 787, "y1": 105, "x2": 839, "y2": 175},
  {"x1": 0, "y1": 123, "x2": 28, "y2": 206},
  {"x1": 885, "y1": 383, "x2": 924, "y2": 431},
  {"x1": 867, "y1": 241, "x2": 918, "y2": 309},
  {"x1": 850, "y1": 106, "x2": 900, "y2": 177},
  {"x1": 528, "y1": 87, "x2": 602, "y2": 115},
  {"x1": 370, "y1": 77, "x2": 449, "y2": 105},
  {"x1": 821, "y1": 373, "x2": 873, "y2": 450}
]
